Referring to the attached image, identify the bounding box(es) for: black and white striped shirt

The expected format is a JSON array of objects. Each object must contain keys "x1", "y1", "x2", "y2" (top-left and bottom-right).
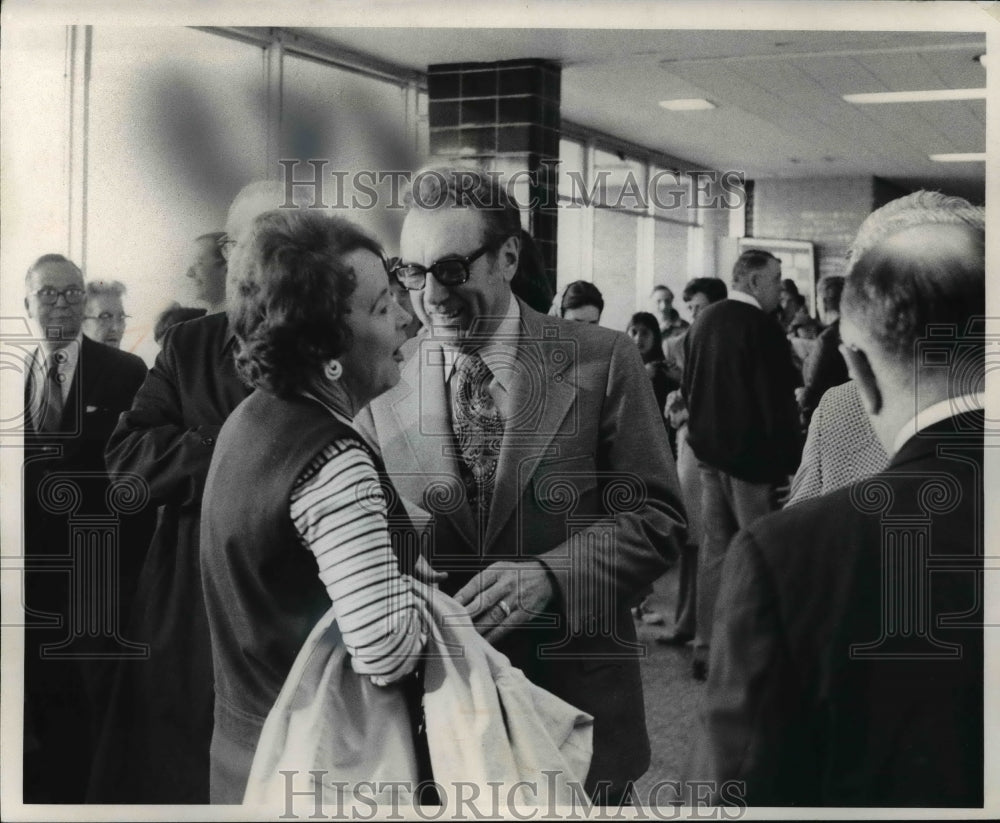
[{"x1": 290, "y1": 438, "x2": 427, "y2": 685}]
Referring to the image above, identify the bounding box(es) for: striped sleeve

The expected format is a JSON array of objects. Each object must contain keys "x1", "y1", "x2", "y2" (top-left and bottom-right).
[{"x1": 290, "y1": 438, "x2": 426, "y2": 685}]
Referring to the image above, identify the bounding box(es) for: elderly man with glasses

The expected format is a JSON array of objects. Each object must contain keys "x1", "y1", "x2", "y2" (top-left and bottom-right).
[
  {"x1": 82, "y1": 279, "x2": 131, "y2": 349},
  {"x1": 21, "y1": 253, "x2": 148, "y2": 803},
  {"x1": 357, "y1": 166, "x2": 687, "y2": 803}
]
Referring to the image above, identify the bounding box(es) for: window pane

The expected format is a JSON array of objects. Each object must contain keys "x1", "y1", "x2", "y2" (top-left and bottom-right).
[
  {"x1": 591, "y1": 209, "x2": 638, "y2": 332},
  {"x1": 653, "y1": 220, "x2": 691, "y2": 318},
  {"x1": 281, "y1": 54, "x2": 416, "y2": 256},
  {"x1": 558, "y1": 138, "x2": 585, "y2": 200},
  {"x1": 556, "y1": 200, "x2": 584, "y2": 287},
  {"x1": 2, "y1": 27, "x2": 69, "y2": 280},
  {"x1": 651, "y1": 168, "x2": 698, "y2": 225},
  {"x1": 592, "y1": 149, "x2": 644, "y2": 213},
  {"x1": 87, "y1": 26, "x2": 268, "y2": 362}
]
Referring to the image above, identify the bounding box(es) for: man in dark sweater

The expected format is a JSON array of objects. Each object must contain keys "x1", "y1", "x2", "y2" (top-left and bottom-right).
[{"x1": 682, "y1": 249, "x2": 801, "y2": 678}]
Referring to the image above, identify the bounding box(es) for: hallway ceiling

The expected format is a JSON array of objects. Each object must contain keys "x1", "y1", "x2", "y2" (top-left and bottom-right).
[{"x1": 291, "y1": 27, "x2": 987, "y2": 202}]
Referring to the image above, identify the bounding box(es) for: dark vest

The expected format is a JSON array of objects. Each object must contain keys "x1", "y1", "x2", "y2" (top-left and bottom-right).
[{"x1": 201, "y1": 389, "x2": 419, "y2": 730}]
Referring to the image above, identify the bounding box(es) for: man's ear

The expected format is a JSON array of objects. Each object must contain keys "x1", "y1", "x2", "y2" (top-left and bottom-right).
[
  {"x1": 843, "y1": 345, "x2": 883, "y2": 416},
  {"x1": 497, "y1": 233, "x2": 520, "y2": 283}
]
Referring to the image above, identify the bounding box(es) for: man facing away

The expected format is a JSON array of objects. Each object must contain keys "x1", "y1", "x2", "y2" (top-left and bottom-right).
[
  {"x1": 358, "y1": 166, "x2": 687, "y2": 801},
  {"x1": 688, "y1": 199, "x2": 985, "y2": 807},
  {"x1": 93, "y1": 182, "x2": 297, "y2": 803},
  {"x1": 682, "y1": 249, "x2": 802, "y2": 678}
]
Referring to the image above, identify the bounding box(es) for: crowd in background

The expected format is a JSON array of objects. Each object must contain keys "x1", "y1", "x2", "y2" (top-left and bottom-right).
[{"x1": 20, "y1": 171, "x2": 985, "y2": 809}]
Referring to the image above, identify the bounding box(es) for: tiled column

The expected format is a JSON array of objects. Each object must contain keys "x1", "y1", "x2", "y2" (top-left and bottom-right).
[{"x1": 427, "y1": 60, "x2": 561, "y2": 300}]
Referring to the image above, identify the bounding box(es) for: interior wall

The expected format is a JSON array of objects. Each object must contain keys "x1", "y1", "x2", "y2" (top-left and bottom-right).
[{"x1": 750, "y1": 176, "x2": 876, "y2": 283}]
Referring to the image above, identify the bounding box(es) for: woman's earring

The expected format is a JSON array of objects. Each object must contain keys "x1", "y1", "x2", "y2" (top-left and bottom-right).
[{"x1": 324, "y1": 360, "x2": 343, "y2": 381}]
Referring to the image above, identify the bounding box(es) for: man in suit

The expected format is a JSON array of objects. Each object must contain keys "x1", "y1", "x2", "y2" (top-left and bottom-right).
[
  {"x1": 682, "y1": 250, "x2": 802, "y2": 678},
  {"x1": 688, "y1": 199, "x2": 985, "y2": 806},
  {"x1": 21, "y1": 254, "x2": 148, "y2": 802},
  {"x1": 358, "y1": 166, "x2": 687, "y2": 800},
  {"x1": 93, "y1": 183, "x2": 294, "y2": 803}
]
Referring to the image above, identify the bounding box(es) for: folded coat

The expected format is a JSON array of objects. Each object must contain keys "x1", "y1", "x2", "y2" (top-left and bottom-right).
[{"x1": 243, "y1": 581, "x2": 594, "y2": 812}]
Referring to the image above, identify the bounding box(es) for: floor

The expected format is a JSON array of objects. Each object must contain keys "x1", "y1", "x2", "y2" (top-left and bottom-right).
[{"x1": 631, "y1": 564, "x2": 705, "y2": 798}]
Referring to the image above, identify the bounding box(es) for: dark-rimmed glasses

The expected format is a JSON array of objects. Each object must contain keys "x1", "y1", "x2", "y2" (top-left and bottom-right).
[
  {"x1": 390, "y1": 243, "x2": 495, "y2": 291},
  {"x1": 33, "y1": 287, "x2": 86, "y2": 305}
]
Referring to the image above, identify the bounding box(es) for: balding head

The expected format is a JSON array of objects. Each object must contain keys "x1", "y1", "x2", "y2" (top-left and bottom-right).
[
  {"x1": 840, "y1": 219, "x2": 984, "y2": 452},
  {"x1": 842, "y1": 221, "x2": 984, "y2": 369}
]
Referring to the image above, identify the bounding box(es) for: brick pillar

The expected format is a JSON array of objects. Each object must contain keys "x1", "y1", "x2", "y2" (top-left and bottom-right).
[{"x1": 427, "y1": 60, "x2": 561, "y2": 302}]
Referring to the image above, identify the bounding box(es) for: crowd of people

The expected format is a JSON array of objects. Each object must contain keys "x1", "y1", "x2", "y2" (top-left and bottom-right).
[{"x1": 20, "y1": 168, "x2": 985, "y2": 809}]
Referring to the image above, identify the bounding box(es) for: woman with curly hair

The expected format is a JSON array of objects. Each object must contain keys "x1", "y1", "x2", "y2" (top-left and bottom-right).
[{"x1": 200, "y1": 208, "x2": 434, "y2": 802}]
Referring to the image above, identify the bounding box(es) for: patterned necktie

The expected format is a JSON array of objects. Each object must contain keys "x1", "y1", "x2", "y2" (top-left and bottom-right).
[
  {"x1": 36, "y1": 350, "x2": 67, "y2": 432},
  {"x1": 451, "y1": 351, "x2": 504, "y2": 519}
]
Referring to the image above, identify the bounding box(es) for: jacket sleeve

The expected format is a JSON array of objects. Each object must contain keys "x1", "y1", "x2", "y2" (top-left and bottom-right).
[
  {"x1": 105, "y1": 329, "x2": 220, "y2": 507},
  {"x1": 687, "y1": 529, "x2": 811, "y2": 805},
  {"x1": 536, "y1": 333, "x2": 688, "y2": 625},
  {"x1": 752, "y1": 322, "x2": 804, "y2": 475}
]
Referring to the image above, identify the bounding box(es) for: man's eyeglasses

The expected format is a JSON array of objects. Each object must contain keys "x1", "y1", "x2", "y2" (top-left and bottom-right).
[
  {"x1": 390, "y1": 242, "x2": 496, "y2": 291},
  {"x1": 217, "y1": 235, "x2": 237, "y2": 261},
  {"x1": 85, "y1": 312, "x2": 131, "y2": 324},
  {"x1": 33, "y1": 287, "x2": 86, "y2": 305}
]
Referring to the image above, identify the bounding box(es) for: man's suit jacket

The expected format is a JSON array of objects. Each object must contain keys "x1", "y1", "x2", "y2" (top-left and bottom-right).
[
  {"x1": 357, "y1": 299, "x2": 687, "y2": 793},
  {"x1": 22, "y1": 335, "x2": 147, "y2": 803},
  {"x1": 689, "y1": 410, "x2": 983, "y2": 807},
  {"x1": 23, "y1": 334, "x2": 148, "y2": 609},
  {"x1": 92, "y1": 311, "x2": 251, "y2": 803}
]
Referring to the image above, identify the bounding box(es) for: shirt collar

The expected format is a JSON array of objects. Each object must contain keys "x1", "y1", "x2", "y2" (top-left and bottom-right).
[
  {"x1": 892, "y1": 392, "x2": 985, "y2": 455},
  {"x1": 728, "y1": 289, "x2": 762, "y2": 310},
  {"x1": 31, "y1": 335, "x2": 82, "y2": 370},
  {"x1": 442, "y1": 296, "x2": 521, "y2": 390}
]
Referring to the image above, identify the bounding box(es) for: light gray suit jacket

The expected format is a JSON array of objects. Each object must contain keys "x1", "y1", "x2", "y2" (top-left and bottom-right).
[{"x1": 357, "y1": 299, "x2": 687, "y2": 792}]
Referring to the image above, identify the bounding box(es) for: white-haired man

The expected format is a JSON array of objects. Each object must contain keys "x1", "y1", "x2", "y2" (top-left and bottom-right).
[
  {"x1": 689, "y1": 194, "x2": 985, "y2": 807},
  {"x1": 82, "y1": 279, "x2": 130, "y2": 349}
]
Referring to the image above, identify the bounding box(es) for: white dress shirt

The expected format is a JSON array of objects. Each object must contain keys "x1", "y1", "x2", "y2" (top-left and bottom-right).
[{"x1": 892, "y1": 392, "x2": 985, "y2": 456}]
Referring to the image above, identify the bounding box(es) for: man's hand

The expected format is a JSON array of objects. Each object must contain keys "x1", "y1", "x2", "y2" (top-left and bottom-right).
[{"x1": 453, "y1": 560, "x2": 554, "y2": 644}]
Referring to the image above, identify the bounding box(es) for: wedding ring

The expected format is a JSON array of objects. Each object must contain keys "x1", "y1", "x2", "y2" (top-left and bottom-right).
[{"x1": 498, "y1": 599, "x2": 511, "y2": 618}]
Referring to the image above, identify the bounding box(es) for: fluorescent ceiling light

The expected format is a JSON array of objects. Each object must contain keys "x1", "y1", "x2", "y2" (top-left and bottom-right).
[
  {"x1": 928, "y1": 152, "x2": 986, "y2": 162},
  {"x1": 658, "y1": 98, "x2": 716, "y2": 111},
  {"x1": 843, "y1": 88, "x2": 986, "y2": 104}
]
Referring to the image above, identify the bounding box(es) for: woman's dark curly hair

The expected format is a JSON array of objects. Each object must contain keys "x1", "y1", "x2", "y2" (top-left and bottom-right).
[{"x1": 228, "y1": 209, "x2": 384, "y2": 397}]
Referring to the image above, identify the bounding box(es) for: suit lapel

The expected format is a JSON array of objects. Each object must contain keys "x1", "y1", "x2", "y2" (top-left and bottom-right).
[
  {"x1": 484, "y1": 304, "x2": 577, "y2": 551},
  {"x1": 380, "y1": 335, "x2": 478, "y2": 550}
]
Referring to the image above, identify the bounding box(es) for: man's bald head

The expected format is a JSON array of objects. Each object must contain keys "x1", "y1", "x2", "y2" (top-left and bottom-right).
[{"x1": 841, "y1": 221, "x2": 984, "y2": 370}]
